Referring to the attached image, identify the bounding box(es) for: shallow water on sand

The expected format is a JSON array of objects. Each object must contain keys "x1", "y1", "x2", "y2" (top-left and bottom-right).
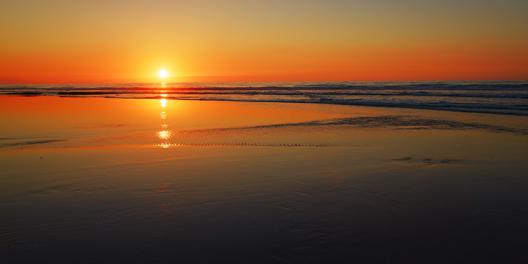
[{"x1": 1, "y1": 96, "x2": 528, "y2": 263}]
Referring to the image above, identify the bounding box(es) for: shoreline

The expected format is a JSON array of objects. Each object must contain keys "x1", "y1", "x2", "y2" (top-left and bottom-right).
[{"x1": 3, "y1": 93, "x2": 528, "y2": 117}]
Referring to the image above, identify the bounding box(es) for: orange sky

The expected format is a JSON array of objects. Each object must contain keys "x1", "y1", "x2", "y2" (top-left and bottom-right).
[{"x1": 1, "y1": 0, "x2": 527, "y2": 83}]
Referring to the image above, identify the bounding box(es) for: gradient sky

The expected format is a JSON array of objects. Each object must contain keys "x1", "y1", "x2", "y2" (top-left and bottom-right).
[{"x1": 1, "y1": 0, "x2": 527, "y2": 83}]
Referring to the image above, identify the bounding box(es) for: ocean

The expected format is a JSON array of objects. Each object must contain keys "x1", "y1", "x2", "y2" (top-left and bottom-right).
[{"x1": 2, "y1": 82, "x2": 528, "y2": 115}]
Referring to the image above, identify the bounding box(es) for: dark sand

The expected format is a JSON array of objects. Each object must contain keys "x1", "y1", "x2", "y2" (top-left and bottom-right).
[{"x1": 1, "y1": 96, "x2": 528, "y2": 263}]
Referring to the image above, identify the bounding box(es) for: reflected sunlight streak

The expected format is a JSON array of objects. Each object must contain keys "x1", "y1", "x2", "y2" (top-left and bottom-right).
[
  {"x1": 158, "y1": 130, "x2": 171, "y2": 140},
  {"x1": 157, "y1": 94, "x2": 173, "y2": 149}
]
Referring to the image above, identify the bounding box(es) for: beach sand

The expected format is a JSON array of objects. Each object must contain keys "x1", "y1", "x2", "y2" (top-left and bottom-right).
[{"x1": 2, "y1": 96, "x2": 528, "y2": 263}]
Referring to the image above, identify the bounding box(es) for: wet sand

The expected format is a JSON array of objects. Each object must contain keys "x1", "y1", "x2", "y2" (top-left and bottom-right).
[{"x1": 2, "y1": 96, "x2": 528, "y2": 263}]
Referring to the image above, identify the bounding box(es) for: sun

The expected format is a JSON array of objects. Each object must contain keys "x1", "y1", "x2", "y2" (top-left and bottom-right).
[{"x1": 158, "y1": 68, "x2": 169, "y2": 80}]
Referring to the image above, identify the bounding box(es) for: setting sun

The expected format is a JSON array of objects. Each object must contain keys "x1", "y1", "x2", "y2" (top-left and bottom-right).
[{"x1": 158, "y1": 69, "x2": 169, "y2": 80}]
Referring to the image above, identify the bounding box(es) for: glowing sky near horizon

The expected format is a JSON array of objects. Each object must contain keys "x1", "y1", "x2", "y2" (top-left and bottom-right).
[{"x1": 0, "y1": 0, "x2": 527, "y2": 83}]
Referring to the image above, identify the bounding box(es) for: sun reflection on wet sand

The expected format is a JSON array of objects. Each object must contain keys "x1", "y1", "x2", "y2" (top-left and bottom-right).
[
  {"x1": 157, "y1": 91, "x2": 172, "y2": 149},
  {"x1": 158, "y1": 130, "x2": 171, "y2": 140}
]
